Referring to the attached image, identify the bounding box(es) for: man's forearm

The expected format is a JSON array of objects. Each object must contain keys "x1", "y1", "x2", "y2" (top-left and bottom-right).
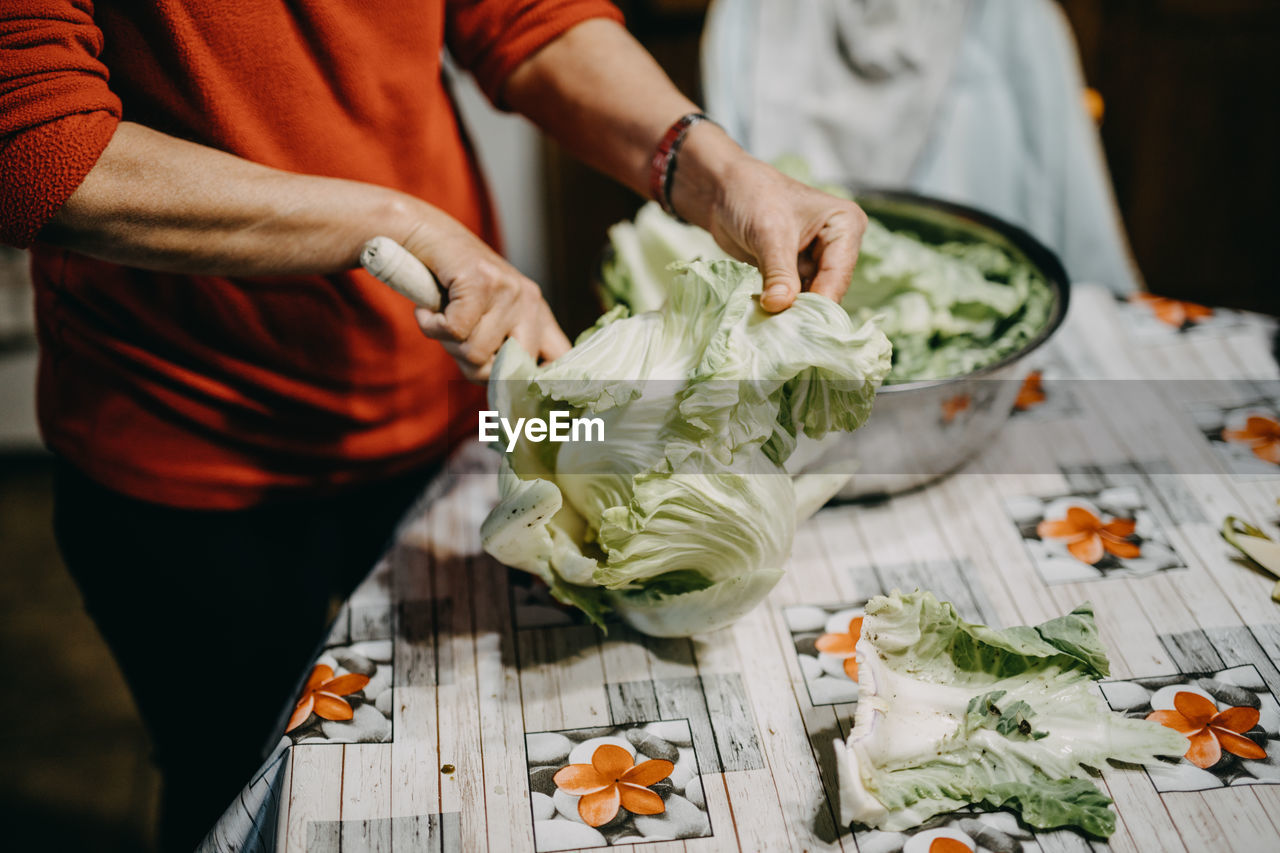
[
  {"x1": 502, "y1": 18, "x2": 746, "y2": 227},
  {"x1": 42, "y1": 121, "x2": 434, "y2": 276}
]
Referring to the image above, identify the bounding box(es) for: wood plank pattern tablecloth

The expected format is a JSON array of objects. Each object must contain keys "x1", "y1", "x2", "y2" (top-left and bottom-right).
[{"x1": 200, "y1": 286, "x2": 1280, "y2": 853}]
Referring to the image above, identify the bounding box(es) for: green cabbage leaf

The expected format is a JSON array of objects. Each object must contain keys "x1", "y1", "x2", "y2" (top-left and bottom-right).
[{"x1": 836, "y1": 591, "x2": 1187, "y2": 837}]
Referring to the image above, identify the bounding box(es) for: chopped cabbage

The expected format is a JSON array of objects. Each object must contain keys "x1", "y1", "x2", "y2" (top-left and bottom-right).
[
  {"x1": 847, "y1": 226, "x2": 1053, "y2": 382},
  {"x1": 836, "y1": 591, "x2": 1187, "y2": 837},
  {"x1": 482, "y1": 259, "x2": 891, "y2": 636}
]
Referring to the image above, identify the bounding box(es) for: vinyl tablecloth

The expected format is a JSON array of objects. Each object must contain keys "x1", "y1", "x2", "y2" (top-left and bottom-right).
[{"x1": 200, "y1": 285, "x2": 1280, "y2": 853}]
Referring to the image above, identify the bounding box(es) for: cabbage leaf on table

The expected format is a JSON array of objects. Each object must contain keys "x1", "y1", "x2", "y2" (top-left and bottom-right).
[
  {"x1": 481, "y1": 259, "x2": 891, "y2": 637},
  {"x1": 601, "y1": 202, "x2": 1053, "y2": 384},
  {"x1": 837, "y1": 591, "x2": 1187, "y2": 837}
]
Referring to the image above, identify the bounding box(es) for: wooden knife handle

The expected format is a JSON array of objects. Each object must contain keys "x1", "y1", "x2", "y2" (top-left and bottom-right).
[{"x1": 360, "y1": 236, "x2": 443, "y2": 313}]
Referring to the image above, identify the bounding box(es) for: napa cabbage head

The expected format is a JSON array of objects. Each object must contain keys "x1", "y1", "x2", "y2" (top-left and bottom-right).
[
  {"x1": 481, "y1": 258, "x2": 891, "y2": 636},
  {"x1": 836, "y1": 591, "x2": 1187, "y2": 837}
]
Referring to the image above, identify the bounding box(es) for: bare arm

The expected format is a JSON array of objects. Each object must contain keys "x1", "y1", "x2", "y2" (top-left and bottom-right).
[
  {"x1": 504, "y1": 19, "x2": 867, "y2": 313},
  {"x1": 42, "y1": 121, "x2": 569, "y2": 376},
  {"x1": 44, "y1": 121, "x2": 434, "y2": 275}
]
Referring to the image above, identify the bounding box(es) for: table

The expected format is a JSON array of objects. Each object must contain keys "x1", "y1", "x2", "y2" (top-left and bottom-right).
[{"x1": 199, "y1": 285, "x2": 1280, "y2": 853}]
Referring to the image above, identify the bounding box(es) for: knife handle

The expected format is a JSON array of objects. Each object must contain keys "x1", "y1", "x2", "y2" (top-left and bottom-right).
[{"x1": 360, "y1": 236, "x2": 443, "y2": 313}]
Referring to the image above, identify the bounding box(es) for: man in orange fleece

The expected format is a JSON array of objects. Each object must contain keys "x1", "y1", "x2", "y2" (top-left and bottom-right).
[{"x1": 1, "y1": 2, "x2": 868, "y2": 848}]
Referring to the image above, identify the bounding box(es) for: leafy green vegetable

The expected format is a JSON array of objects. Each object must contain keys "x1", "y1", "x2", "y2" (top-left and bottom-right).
[
  {"x1": 601, "y1": 202, "x2": 727, "y2": 315},
  {"x1": 1221, "y1": 514, "x2": 1280, "y2": 603},
  {"x1": 599, "y1": 200, "x2": 1053, "y2": 384},
  {"x1": 980, "y1": 779, "x2": 1117, "y2": 838},
  {"x1": 845, "y1": 221, "x2": 1053, "y2": 382},
  {"x1": 965, "y1": 690, "x2": 1048, "y2": 741},
  {"x1": 482, "y1": 259, "x2": 891, "y2": 636},
  {"x1": 836, "y1": 591, "x2": 1187, "y2": 836}
]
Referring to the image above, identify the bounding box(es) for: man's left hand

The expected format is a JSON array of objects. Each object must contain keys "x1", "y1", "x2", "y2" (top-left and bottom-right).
[{"x1": 669, "y1": 123, "x2": 868, "y2": 314}]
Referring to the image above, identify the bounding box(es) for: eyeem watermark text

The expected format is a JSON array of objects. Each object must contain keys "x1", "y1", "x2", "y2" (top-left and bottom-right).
[{"x1": 479, "y1": 411, "x2": 605, "y2": 452}]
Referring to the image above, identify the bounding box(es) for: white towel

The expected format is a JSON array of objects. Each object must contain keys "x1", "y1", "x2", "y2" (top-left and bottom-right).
[
  {"x1": 703, "y1": 0, "x2": 1141, "y2": 293},
  {"x1": 705, "y1": 0, "x2": 970, "y2": 183}
]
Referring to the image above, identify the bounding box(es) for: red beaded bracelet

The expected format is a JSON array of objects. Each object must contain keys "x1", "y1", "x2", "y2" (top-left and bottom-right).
[{"x1": 648, "y1": 112, "x2": 711, "y2": 222}]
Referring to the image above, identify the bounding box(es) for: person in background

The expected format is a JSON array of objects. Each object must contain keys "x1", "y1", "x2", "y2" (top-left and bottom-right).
[{"x1": 0, "y1": 1, "x2": 868, "y2": 849}]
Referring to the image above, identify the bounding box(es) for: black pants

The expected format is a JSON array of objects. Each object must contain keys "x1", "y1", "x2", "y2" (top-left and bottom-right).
[{"x1": 53, "y1": 459, "x2": 434, "y2": 852}]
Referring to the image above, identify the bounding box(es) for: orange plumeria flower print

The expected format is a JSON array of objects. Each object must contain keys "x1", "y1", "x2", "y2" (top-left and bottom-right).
[
  {"x1": 1222, "y1": 415, "x2": 1280, "y2": 465},
  {"x1": 815, "y1": 616, "x2": 864, "y2": 680},
  {"x1": 1015, "y1": 371, "x2": 1046, "y2": 411},
  {"x1": 930, "y1": 838, "x2": 973, "y2": 853},
  {"x1": 1130, "y1": 292, "x2": 1213, "y2": 328},
  {"x1": 286, "y1": 664, "x2": 370, "y2": 733},
  {"x1": 1146, "y1": 690, "x2": 1266, "y2": 769},
  {"x1": 1037, "y1": 505, "x2": 1140, "y2": 564},
  {"x1": 552, "y1": 744, "x2": 674, "y2": 827}
]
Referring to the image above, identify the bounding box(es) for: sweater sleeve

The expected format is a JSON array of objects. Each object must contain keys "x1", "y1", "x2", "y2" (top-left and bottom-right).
[
  {"x1": 445, "y1": 0, "x2": 625, "y2": 109},
  {"x1": 0, "y1": 0, "x2": 121, "y2": 248}
]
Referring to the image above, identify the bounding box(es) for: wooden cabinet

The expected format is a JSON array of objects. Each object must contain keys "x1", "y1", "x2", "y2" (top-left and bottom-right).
[{"x1": 1052, "y1": 1, "x2": 1279, "y2": 313}]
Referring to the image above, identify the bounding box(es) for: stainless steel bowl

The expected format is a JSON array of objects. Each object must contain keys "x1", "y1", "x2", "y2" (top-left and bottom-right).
[{"x1": 789, "y1": 190, "x2": 1070, "y2": 498}]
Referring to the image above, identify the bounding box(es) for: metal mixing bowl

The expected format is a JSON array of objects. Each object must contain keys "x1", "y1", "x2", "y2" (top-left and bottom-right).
[{"x1": 788, "y1": 190, "x2": 1070, "y2": 498}]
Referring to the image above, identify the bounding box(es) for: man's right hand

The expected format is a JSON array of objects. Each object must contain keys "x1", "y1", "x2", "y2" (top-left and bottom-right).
[{"x1": 401, "y1": 217, "x2": 571, "y2": 382}]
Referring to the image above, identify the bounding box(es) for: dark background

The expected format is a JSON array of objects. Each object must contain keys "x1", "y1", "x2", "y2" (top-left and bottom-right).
[
  {"x1": 545, "y1": 0, "x2": 1280, "y2": 337},
  {"x1": 1062, "y1": 0, "x2": 1280, "y2": 318}
]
